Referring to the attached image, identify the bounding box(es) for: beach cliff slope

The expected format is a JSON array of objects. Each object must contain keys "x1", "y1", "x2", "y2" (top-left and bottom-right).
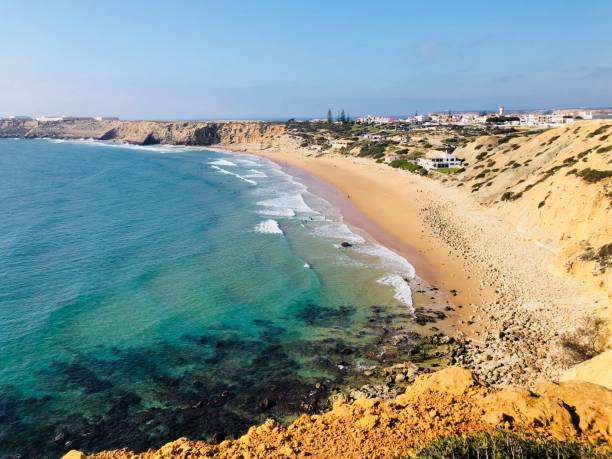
[
  {"x1": 62, "y1": 367, "x2": 611, "y2": 458},
  {"x1": 454, "y1": 121, "x2": 611, "y2": 298}
]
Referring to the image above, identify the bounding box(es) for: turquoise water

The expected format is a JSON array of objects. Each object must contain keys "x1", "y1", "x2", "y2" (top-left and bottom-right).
[{"x1": 0, "y1": 139, "x2": 420, "y2": 457}]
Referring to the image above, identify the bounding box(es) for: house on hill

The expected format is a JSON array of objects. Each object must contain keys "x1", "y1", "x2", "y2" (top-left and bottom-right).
[{"x1": 417, "y1": 150, "x2": 463, "y2": 170}]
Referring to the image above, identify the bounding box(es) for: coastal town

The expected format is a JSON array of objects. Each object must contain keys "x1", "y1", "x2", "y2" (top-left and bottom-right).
[
  {"x1": 3, "y1": 106, "x2": 612, "y2": 174},
  {"x1": 321, "y1": 106, "x2": 612, "y2": 127}
]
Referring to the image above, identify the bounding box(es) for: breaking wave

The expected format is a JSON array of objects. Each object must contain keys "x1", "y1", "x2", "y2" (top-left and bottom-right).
[{"x1": 254, "y1": 219, "x2": 284, "y2": 235}]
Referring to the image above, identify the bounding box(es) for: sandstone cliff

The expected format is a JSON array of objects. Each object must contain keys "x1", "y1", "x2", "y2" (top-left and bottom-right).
[
  {"x1": 0, "y1": 119, "x2": 285, "y2": 147},
  {"x1": 63, "y1": 367, "x2": 611, "y2": 458},
  {"x1": 454, "y1": 121, "x2": 611, "y2": 298}
]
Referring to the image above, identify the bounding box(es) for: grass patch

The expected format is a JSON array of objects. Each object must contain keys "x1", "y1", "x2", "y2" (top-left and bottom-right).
[
  {"x1": 437, "y1": 167, "x2": 463, "y2": 174},
  {"x1": 412, "y1": 430, "x2": 605, "y2": 459},
  {"x1": 359, "y1": 141, "x2": 387, "y2": 158},
  {"x1": 389, "y1": 159, "x2": 428, "y2": 175}
]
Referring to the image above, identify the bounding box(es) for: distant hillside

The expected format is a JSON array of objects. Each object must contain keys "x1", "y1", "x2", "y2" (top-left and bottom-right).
[
  {"x1": 0, "y1": 119, "x2": 285, "y2": 146},
  {"x1": 454, "y1": 121, "x2": 611, "y2": 297}
]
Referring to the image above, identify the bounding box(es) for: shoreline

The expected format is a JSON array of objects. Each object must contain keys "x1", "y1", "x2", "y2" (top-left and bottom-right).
[
  {"x1": 260, "y1": 157, "x2": 470, "y2": 335},
  {"x1": 214, "y1": 141, "x2": 608, "y2": 388},
  {"x1": 213, "y1": 144, "x2": 494, "y2": 336}
]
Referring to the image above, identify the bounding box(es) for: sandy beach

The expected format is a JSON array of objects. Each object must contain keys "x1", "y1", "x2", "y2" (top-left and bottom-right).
[
  {"x1": 219, "y1": 144, "x2": 493, "y2": 327},
  {"x1": 216, "y1": 139, "x2": 608, "y2": 387}
]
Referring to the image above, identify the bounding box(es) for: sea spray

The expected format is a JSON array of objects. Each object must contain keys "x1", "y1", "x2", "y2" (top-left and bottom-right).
[{"x1": 254, "y1": 219, "x2": 284, "y2": 235}]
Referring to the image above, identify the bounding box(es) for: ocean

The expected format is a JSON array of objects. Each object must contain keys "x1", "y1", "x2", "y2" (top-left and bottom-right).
[{"x1": 0, "y1": 139, "x2": 428, "y2": 457}]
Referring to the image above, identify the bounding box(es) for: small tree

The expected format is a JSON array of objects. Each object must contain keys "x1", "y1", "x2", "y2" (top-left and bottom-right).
[
  {"x1": 327, "y1": 109, "x2": 333, "y2": 123},
  {"x1": 340, "y1": 109, "x2": 346, "y2": 123}
]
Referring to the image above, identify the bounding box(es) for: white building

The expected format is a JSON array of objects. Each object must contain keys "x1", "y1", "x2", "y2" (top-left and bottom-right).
[
  {"x1": 331, "y1": 139, "x2": 352, "y2": 149},
  {"x1": 36, "y1": 116, "x2": 64, "y2": 122},
  {"x1": 95, "y1": 116, "x2": 119, "y2": 121},
  {"x1": 417, "y1": 151, "x2": 463, "y2": 170},
  {"x1": 356, "y1": 115, "x2": 397, "y2": 124}
]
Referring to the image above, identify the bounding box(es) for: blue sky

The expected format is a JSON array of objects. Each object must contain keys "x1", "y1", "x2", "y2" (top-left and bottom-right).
[{"x1": 1, "y1": 0, "x2": 611, "y2": 119}]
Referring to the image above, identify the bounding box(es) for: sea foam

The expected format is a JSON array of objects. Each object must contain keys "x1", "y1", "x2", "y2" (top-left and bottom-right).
[
  {"x1": 256, "y1": 208, "x2": 296, "y2": 217},
  {"x1": 378, "y1": 274, "x2": 414, "y2": 312},
  {"x1": 354, "y1": 244, "x2": 416, "y2": 279},
  {"x1": 211, "y1": 165, "x2": 257, "y2": 185},
  {"x1": 257, "y1": 193, "x2": 316, "y2": 214},
  {"x1": 245, "y1": 169, "x2": 268, "y2": 178},
  {"x1": 254, "y1": 219, "x2": 284, "y2": 235},
  {"x1": 209, "y1": 159, "x2": 238, "y2": 167},
  {"x1": 312, "y1": 223, "x2": 366, "y2": 244}
]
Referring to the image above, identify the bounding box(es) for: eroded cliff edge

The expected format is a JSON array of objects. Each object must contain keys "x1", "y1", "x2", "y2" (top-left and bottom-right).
[{"x1": 64, "y1": 367, "x2": 611, "y2": 458}]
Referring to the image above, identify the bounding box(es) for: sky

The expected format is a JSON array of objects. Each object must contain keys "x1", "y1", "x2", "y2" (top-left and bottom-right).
[{"x1": 1, "y1": 0, "x2": 611, "y2": 119}]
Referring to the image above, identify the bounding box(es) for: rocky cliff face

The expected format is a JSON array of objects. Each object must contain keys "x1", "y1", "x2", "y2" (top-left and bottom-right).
[
  {"x1": 454, "y1": 121, "x2": 612, "y2": 297},
  {"x1": 66, "y1": 367, "x2": 611, "y2": 458},
  {"x1": 0, "y1": 119, "x2": 286, "y2": 147}
]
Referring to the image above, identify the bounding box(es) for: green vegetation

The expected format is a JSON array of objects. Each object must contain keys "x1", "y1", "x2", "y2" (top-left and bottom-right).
[
  {"x1": 359, "y1": 141, "x2": 387, "y2": 158},
  {"x1": 500, "y1": 191, "x2": 522, "y2": 201},
  {"x1": 579, "y1": 243, "x2": 612, "y2": 275},
  {"x1": 486, "y1": 116, "x2": 520, "y2": 124},
  {"x1": 475, "y1": 151, "x2": 488, "y2": 161},
  {"x1": 547, "y1": 135, "x2": 560, "y2": 145},
  {"x1": 570, "y1": 168, "x2": 612, "y2": 183},
  {"x1": 497, "y1": 134, "x2": 518, "y2": 144},
  {"x1": 437, "y1": 167, "x2": 462, "y2": 174},
  {"x1": 389, "y1": 159, "x2": 428, "y2": 175},
  {"x1": 596, "y1": 144, "x2": 612, "y2": 153},
  {"x1": 587, "y1": 125, "x2": 610, "y2": 138},
  {"x1": 561, "y1": 315, "x2": 607, "y2": 363},
  {"x1": 412, "y1": 431, "x2": 605, "y2": 459}
]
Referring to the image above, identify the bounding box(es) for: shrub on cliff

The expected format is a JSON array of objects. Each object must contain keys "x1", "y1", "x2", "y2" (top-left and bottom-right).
[
  {"x1": 413, "y1": 430, "x2": 605, "y2": 459},
  {"x1": 389, "y1": 159, "x2": 428, "y2": 175},
  {"x1": 560, "y1": 315, "x2": 607, "y2": 365}
]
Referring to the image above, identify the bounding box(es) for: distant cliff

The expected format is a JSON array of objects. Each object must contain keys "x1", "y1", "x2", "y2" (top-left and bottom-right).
[{"x1": 0, "y1": 119, "x2": 285, "y2": 146}]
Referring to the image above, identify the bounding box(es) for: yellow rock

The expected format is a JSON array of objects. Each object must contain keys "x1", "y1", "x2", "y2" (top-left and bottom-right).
[
  {"x1": 484, "y1": 388, "x2": 577, "y2": 440},
  {"x1": 61, "y1": 451, "x2": 86, "y2": 459},
  {"x1": 357, "y1": 414, "x2": 379, "y2": 430},
  {"x1": 405, "y1": 366, "x2": 476, "y2": 396},
  {"x1": 536, "y1": 379, "x2": 612, "y2": 442},
  {"x1": 561, "y1": 350, "x2": 612, "y2": 390}
]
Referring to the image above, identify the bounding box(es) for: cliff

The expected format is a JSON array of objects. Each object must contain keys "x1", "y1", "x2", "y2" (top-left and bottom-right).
[
  {"x1": 63, "y1": 367, "x2": 611, "y2": 458},
  {"x1": 454, "y1": 121, "x2": 611, "y2": 298},
  {"x1": 0, "y1": 119, "x2": 285, "y2": 147}
]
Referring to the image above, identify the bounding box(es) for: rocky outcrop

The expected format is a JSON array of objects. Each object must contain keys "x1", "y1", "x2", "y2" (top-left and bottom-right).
[
  {"x1": 561, "y1": 350, "x2": 612, "y2": 390},
  {"x1": 64, "y1": 367, "x2": 610, "y2": 459}
]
